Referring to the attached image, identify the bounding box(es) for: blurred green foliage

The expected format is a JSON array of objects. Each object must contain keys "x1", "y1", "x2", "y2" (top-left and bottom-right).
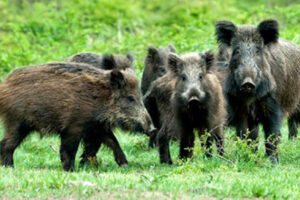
[{"x1": 1, "y1": 0, "x2": 300, "y2": 77}]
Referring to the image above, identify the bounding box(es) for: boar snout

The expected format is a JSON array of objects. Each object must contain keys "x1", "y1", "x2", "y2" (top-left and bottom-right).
[
  {"x1": 134, "y1": 109, "x2": 157, "y2": 136},
  {"x1": 144, "y1": 113, "x2": 157, "y2": 136},
  {"x1": 133, "y1": 122, "x2": 145, "y2": 133},
  {"x1": 240, "y1": 77, "x2": 256, "y2": 93},
  {"x1": 188, "y1": 96, "x2": 201, "y2": 104},
  {"x1": 147, "y1": 123, "x2": 157, "y2": 137},
  {"x1": 134, "y1": 119, "x2": 156, "y2": 136},
  {"x1": 186, "y1": 87, "x2": 206, "y2": 106}
]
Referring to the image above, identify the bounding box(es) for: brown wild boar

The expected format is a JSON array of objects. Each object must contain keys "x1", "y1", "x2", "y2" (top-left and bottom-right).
[
  {"x1": 66, "y1": 52, "x2": 139, "y2": 165},
  {"x1": 215, "y1": 19, "x2": 300, "y2": 163},
  {"x1": 143, "y1": 72, "x2": 177, "y2": 164},
  {"x1": 141, "y1": 45, "x2": 176, "y2": 147},
  {"x1": 145, "y1": 51, "x2": 226, "y2": 164},
  {"x1": 0, "y1": 63, "x2": 155, "y2": 171}
]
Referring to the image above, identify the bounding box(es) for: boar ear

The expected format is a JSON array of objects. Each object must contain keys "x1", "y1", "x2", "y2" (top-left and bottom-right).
[
  {"x1": 168, "y1": 53, "x2": 183, "y2": 75},
  {"x1": 110, "y1": 70, "x2": 126, "y2": 89},
  {"x1": 126, "y1": 52, "x2": 135, "y2": 71},
  {"x1": 126, "y1": 52, "x2": 135, "y2": 74},
  {"x1": 126, "y1": 52, "x2": 134, "y2": 63},
  {"x1": 257, "y1": 19, "x2": 279, "y2": 45},
  {"x1": 168, "y1": 44, "x2": 176, "y2": 53},
  {"x1": 215, "y1": 20, "x2": 237, "y2": 46},
  {"x1": 202, "y1": 51, "x2": 215, "y2": 71},
  {"x1": 146, "y1": 46, "x2": 159, "y2": 62},
  {"x1": 102, "y1": 54, "x2": 117, "y2": 70}
]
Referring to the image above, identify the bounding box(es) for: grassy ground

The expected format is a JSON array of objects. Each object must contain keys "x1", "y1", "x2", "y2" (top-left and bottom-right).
[{"x1": 1, "y1": 0, "x2": 300, "y2": 199}]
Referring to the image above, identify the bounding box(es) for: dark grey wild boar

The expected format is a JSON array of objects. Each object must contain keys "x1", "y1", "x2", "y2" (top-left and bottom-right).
[
  {"x1": 67, "y1": 52, "x2": 134, "y2": 71},
  {"x1": 215, "y1": 19, "x2": 300, "y2": 163},
  {"x1": 0, "y1": 63, "x2": 155, "y2": 171},
  {"x1": 153, "y1": 51, "x2": 225, "y2": 164},
  {"x1": 141, "y1": 45, "x2": 176, "y2": 147}
]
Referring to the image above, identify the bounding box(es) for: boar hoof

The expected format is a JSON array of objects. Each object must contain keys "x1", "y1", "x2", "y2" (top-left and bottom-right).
[
  {"x1": 119, "y1": 162, "x2": 128, "y2": 167},
  {"x1": 148, "y1": 138, "x2": 156, "y2": 148},
  {"x1": 79, "y1": 156, "x2": 99, "y2": 167},
  {"x1": 269, "y1": 155, "x2": 279, "y2": 164},
  {"x1": 161, "y1": 159, "x2": 173, "y2": 165},
  {"x1": 63, "y1": 165, "x2": 75, "y2": 172}
]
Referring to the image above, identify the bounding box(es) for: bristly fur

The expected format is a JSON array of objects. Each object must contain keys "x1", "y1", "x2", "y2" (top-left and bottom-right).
[
  {"x1": 0, "y1": 62, "x2": 152, "y2": 171},
  {"x1": 67, "y1": 52, "x2": 134, "y2": 71}
]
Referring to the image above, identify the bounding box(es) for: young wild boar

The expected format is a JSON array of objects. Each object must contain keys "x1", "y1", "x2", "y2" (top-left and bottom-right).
[
  {"x1": 0, "y1": 63, "x2": 155, "y2": 171},
  {"x1": 67, "y1": 52, "x2": 134, "y2": 71},
  {"x1": 215, "y1": 19, "x2": 300, "y2": 163},
  {"x1": 143, "y1": 72, "x2": 177, "y2": 164},
  {"x1": 141, "y1": 45, "x2": 176, "y2": 147},
  {"x1": 151, "y1": 51, "x2": 225, "y2": 164},
  {"x1": 141, "y1": 45, "x2": 176, "y2": 95}
]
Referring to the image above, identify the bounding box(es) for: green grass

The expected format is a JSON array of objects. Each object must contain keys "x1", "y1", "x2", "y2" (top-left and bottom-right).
[{"x1": 1, "y1": 0, "x2": 300, "y2": 199}]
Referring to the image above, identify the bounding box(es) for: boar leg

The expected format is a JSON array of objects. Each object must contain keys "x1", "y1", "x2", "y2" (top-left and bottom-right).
[
  {"x1": 247, "y1": 122, "x2": 259, "y2": 152},
  {"x1": 144, "y1": 92, "x2": 160, "y2": 148},
  {"x1": 211, "y1": 127, "x2": 224, "y2": 157},
  {"x1": 288, "y1": 114, "x2": 298, "y2": 140},
  {"x1": 102, "y1": 130, "x2": 128, "y2": 166},
  {"x1": 157, "y1": 127, "x2": 172, "y2": 164},
  {"x1": 235, "y1": 112, "x2": 249, "y2": 140},
  {"x1": 261, "y1": 98, "x2": 282, "y2": 164},
  {"x1": 0, "y1": 121, "x2": 31, "y2": 167},
  {"x1": 247, "y1": 105, "x2": 259, "y2": 152},
  {"x1": 179, "y1": 127, "x2": 194, "y2": 160},
  {"x1": 148, "y1": 134, "x2": 157, "y2": 149},
  {"x1": 201, "y1": 133, "x2": 213, "y2": 158},
  {"x1": 60, "y1": 133, "x2": 81, "y2": 171},
  {"x1": 80, "y1": 131, "x2": 102, "y2": 166}
]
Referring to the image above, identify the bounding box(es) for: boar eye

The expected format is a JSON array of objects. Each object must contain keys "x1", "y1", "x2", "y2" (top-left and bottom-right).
[
  {"x1": 181, "y1": 74, "x2": 187, "y2": 81},
  {"x1": 199, "y1": 74, "x2": 203, "y2": 80},
  {"x1": 126, "y1": 96, "x2": 135, "y2": 103},
  {"x1": 233, "y1": 47, "x2": 240, "y2": 56},
  {"x1": 158, "y1": 67, "x2": 166, "y2": 75},
  {"x1": 255, "y1": 47, "x2": 262, "y2": 54}
]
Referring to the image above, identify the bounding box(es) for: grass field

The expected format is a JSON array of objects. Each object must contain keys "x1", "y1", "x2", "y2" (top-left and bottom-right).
[{"x1": 1, "y1": 0, "x2": 300, "y2": 199}]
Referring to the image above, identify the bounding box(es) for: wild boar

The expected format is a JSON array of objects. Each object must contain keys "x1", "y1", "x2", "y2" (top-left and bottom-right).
[
  {"x1": 141, "y1": 45, "x2": 176, "y2": 148},
  {"x1": 0, "y1": 63, "x2": 155, "y2": 171},
  {"x1": 145, "y1": 51, "x2": 226, "y2": 164},
  {"x1": 215, "y1": 19, "x2": 300, "y2": 163},
  {"x1": 67, "y1": 52, "x2": 134, "y2": 71}
]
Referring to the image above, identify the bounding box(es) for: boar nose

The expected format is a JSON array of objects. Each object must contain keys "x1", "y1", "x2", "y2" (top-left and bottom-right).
[
  {"x1": 188, "y1": 96, "x2": 201, "y2": 104},
  {"x1": 240, "y1": 77, "x2": 256, "y2": 92}
]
